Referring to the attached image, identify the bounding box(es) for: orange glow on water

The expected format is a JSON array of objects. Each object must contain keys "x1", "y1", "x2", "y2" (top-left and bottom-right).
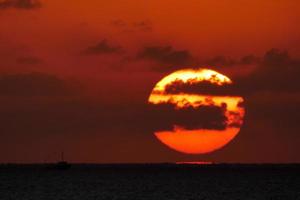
[
  {"x1": 148, "y1": 68, "x2": 245, "y2": 154},
  {"x1": 176, "y1": 161, "x2": 213, "y2": 165}
]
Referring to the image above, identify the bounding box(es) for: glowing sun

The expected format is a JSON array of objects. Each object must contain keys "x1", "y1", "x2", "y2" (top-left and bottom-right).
[{"x1": 148, "y1": 68, "x2": 245, "y2": 154}]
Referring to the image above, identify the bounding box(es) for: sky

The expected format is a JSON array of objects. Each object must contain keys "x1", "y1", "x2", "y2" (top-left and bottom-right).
[{"x1": 0, "y1": 0, "x2": 300, "y2": 163}]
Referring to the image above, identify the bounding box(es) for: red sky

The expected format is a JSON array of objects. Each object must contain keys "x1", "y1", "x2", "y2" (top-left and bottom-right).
[{"x1": 0, "y1": 0, "x2": 300, "y2": 163}]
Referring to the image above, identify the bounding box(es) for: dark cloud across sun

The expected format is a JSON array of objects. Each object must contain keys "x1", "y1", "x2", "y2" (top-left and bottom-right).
[
  {"x1": 157, "y1": 48, "x2": 300, "y2": 96},
  {"x1": 146, "y1": 103, "x2": 228, "y2": 131}
]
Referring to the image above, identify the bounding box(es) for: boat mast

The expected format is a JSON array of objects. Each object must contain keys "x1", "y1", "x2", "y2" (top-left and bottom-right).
[{"x1": 61, "y1": 152, "x2": 64, "y2": 162}]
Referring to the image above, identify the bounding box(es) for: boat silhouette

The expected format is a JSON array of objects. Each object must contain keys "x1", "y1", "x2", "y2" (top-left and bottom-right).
[{"x1": 47, "y1": 152, "x2": 71, "y2": 170}]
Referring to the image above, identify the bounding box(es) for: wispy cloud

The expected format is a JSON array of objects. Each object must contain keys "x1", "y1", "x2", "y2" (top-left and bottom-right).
[
  {"x1": 0, "y1": 0, "x2": 41, "y2": 10},
  {"x1": 82, "y1": 40, "x2": 123, "y2": 55}
]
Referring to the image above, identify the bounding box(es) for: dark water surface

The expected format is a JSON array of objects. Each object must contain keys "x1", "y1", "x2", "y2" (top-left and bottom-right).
[{"x1": 0, "y1": 164, "x2": 299, "y2": 200}]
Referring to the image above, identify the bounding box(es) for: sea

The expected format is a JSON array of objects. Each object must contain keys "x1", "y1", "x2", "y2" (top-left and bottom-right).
[{"x1": 0, "y1": 164, "x2": 299, "y2": 200}]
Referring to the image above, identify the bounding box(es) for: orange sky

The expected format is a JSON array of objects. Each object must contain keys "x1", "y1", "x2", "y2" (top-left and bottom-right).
[
  {"x1": 0, "y1": 0, "x2": 300, "y2": 163},
  {"x1": 1, "y1": 0, "x2": 300, "y2": 66}
]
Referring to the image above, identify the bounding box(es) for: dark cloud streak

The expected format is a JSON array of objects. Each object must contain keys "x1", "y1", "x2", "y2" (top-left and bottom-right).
[
  {"x1": 0, "y1": 0, "x2": 41, "y2": 10},
  {"x1": 82, "y1": 40, "x2": 123, "y2": 55},
  {"x1": 0, "y1": 73, "x2": 76, "y2": 96},
  {"x1": 133, "y1": 21, "x2": 152, "y2": 31},
  {"x1": 16, "y1": 56, "x2": 42, "y2": 65},
  {"x1": 235, "y1": 49, "x2": 300, "y2": 94},
  {"x1": 137, "y1": 45, "x2": 195, "y2": 72},
  {"x1": 164, "y1": 79, "x2": 239, "y2": 96},
  {"x1": 146, "y1": 103, "x2": 228, "y2": 131}
]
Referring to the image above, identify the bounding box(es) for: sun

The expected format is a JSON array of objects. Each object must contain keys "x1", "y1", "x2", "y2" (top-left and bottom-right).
[{"x1": 148, "y1": 68, "x2": 245, "y2": 154}]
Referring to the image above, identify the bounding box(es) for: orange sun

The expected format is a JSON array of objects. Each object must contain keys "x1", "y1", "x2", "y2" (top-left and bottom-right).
[{"x1": 148, "y1": 68, "x2": 245, "y2": 154}]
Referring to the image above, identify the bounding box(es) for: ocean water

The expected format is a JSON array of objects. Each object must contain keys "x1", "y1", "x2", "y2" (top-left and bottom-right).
[{"x1": 0, "y1": 164, "x2": 299, "y2": 200}]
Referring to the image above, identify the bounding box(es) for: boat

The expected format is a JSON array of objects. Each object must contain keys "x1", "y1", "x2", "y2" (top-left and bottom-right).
[{"x1": 46, "y1": 152, "x2": 71, "y2": 170}]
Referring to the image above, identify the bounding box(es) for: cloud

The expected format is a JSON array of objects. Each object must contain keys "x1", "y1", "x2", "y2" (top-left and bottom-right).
[
  {"x1": 262, "y1": 48, "x2": 290, "y2": 66},
  {"x1": 163, "y1": 48, "x2": 300, "y2": 97},
  {"x1": 137, "y1": 45, "x2": 195, "y2": 71},
  {"x1": 234, "y1": 48, "x2": 300, "y2": 94},
  {"x1": 139, "y1": 48, "x2": 300, "y2": 135},
  {"x1": 240, "y1": 55, "x2": 261, "y2": 65},
  {"x1": 133, "y1": 21, "x2": 152, "y2": 31},
  {"x1": 205, "y1": 56, "x2": 237, "y2": 67},
  {"x1": 0, "y1": 72, "x2": 88, "y2": 136},
  {"x1": 204, "y1": 54, "x2": 260, "y2": 67},
  {"x1": 0, "y1": 0, "x2": 41, "y2": 10},
  {"x1": 82, "y1": 40, "x2": 123, "y2": 55},
  {"x1": 0, "y1": 72, "x2": 77, "y2": 96},
  {"x1": 173, "y1": 49, "x2": 300, "y2": 96},
  {"x1": 0, "y1": 78, "x2": 229, "y2": 137},
  {"x1": 16, "y1": 56, "x2": 42, "y2": 65},
  {"x1": 111, "y1": 19, "x2": 126, "y2": 27},
  {"x1": 163, "y1": 79, "x2": 239, "y2": 96},
  {"x1": 111, "y1": 19, "x2": 153, "y2": 32},
  {"x1": 146, "y1": 103, "x2": 228, "y2": 131}
]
